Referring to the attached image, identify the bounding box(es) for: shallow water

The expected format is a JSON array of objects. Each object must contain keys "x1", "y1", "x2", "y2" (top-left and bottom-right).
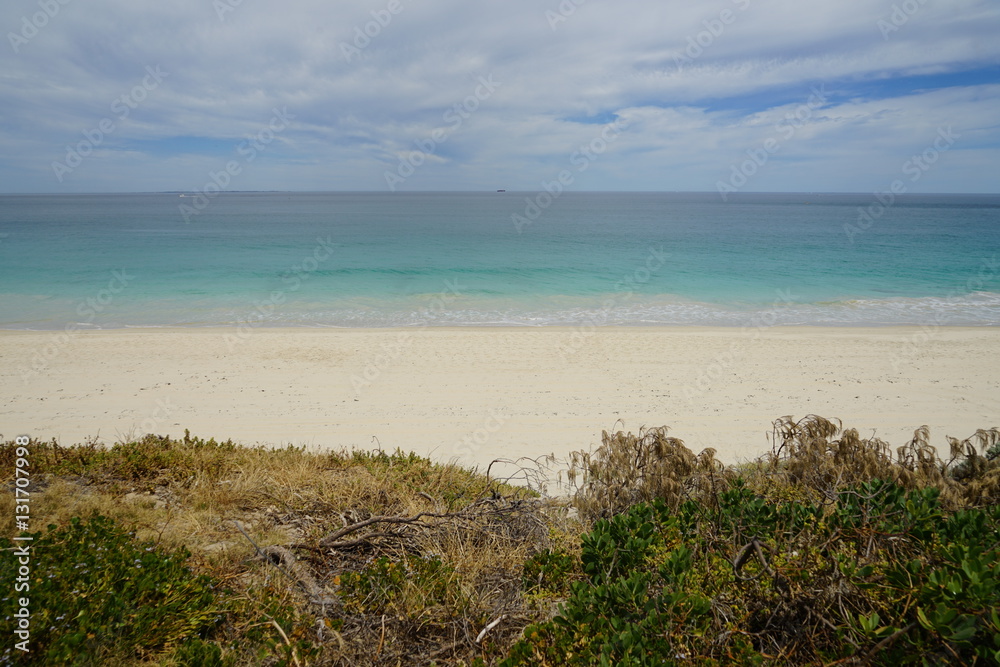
[{"x1": 1, "y1": 191, "x2": 998, "y2": 329}]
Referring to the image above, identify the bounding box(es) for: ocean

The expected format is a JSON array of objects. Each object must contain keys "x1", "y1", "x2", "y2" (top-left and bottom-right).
[{"x1": 0, "y1": 191, "x2": 998, "y2": 329}]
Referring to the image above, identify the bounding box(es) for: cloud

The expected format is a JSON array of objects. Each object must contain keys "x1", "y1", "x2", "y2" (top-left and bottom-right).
[{"x1": 1, "y1": 0, "x2": 997, "y2": 193}]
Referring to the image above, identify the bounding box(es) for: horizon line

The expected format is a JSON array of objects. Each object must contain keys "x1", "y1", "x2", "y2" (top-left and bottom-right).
[{"x1": 2, "y1": 190, "x2": 1000, "y2": 197}]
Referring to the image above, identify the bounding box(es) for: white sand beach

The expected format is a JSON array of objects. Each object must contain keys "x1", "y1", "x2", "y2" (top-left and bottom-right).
[{"x1": 2, "y1": 326, "x2": 997, "y2": 483}]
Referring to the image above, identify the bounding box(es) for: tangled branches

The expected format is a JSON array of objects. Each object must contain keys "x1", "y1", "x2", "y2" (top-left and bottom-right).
[
  {"x1": 766, "y1": 414, "x2": 1000, "y2": 508},
  {"x1": 247, "y1": 492, "x2": 551, "y2": 665},
  {"x1": 567, "y1": 426, "x2": 730, "y2": 521}
]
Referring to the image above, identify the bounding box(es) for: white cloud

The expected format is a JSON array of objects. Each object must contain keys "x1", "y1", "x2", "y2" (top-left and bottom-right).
[{"x1": 0, "y1": 0, "x2": 997, "y2": 192}]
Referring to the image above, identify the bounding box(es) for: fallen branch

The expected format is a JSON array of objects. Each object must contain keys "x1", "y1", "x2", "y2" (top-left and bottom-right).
[
  {"x1": 733, "y1": 537, "x2": 775, "y2": 580},
  {"x1": 268, "y1": 617, "x2": 303, "y2": 667},
  {"x1": 475, "y1": 615, "x2": 507, "y2": 644},
  {"x1": 319, "y1": 511, "x2": 464, "y2": 547},
  {"x1": 235, "y1": 520, "x2": 337, "y2": 606},
  {"x1": 318, "y1": 499, "x2": 539, "y2": 549},
  {"x1": 425, "y1": 639, "x2": 464, "y2": 660},
  {"x1": 859, "y1": 623, "x2": 917, "y2": 665}
]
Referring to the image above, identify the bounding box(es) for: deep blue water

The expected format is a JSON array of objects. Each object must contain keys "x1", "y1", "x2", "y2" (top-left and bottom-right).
[{"x1": 0, "y1": 191, "x2": 998, "y2": 328}]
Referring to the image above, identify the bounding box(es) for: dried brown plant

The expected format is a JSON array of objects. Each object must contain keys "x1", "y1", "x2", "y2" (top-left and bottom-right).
[{"x1": 567, "y1": 426, "x2": 730, "y2": 520}]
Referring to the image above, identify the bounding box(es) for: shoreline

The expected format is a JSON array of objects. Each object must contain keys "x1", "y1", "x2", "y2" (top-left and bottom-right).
[
  {"x1": 3, "y1": 323, "x2": 999, "y2": 332},
  {"x1": 3, "y1": 325, "x2": 997, "y2": 481}
]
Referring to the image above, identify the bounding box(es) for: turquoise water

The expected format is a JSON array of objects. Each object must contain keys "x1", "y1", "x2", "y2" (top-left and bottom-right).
[{"x1": 0, "y1": 192, "x2": 998, "y2": 328}]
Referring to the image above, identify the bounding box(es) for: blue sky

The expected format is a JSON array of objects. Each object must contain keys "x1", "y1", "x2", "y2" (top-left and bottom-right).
[{"x1": 1, "y1": 0, "x2": 998, "y2": 193}]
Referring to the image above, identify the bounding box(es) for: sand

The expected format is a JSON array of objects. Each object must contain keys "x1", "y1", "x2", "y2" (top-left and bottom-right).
[{"x1": 2, "y1": 326, "x2": 997, "y2": 486}]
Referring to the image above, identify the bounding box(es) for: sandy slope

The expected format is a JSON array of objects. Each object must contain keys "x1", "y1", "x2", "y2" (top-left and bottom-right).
[{"x1": 2, "y1": 326, "x2": 997, "y2": 486}]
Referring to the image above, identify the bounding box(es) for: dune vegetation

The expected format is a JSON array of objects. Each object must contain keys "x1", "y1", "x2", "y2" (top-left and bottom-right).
[{"x1": 2, "y1": 415, "x2": 1000, "y2": 665}]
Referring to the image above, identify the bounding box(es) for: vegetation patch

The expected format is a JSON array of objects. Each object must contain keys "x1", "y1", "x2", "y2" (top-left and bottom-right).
[
  {"x1": 2, "y1": 416, "x2": 998, "y2": 665},
  {"x1": 505, "y1": 481, "x2": 1000, "y2": 665},
  {"x1": 1, "y1": 515, "x2": 223, "y2": 665}
]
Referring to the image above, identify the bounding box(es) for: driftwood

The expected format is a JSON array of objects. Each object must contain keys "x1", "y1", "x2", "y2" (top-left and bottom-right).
[
  {"x1": 316, "y1": 497, "x2": 545, "y2": 551},
  {"x1": 235, "y1": 493, "x2": 546, "y2": 663},
  {"x1": 259, "y1": 545, "x2": 338, "y2": 606},
  {"x1": 233, "y1": 520, "x2": 338, "y2": 607}
]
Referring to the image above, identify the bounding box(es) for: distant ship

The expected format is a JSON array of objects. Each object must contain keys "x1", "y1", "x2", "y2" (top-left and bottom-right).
[{"x1": 496, "y1": 189, "x2": 506, "y2": 193}]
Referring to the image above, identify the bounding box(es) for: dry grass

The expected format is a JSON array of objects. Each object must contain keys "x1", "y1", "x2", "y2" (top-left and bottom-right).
[
  {"x1": 762, "y1": 414, "x2": 1000, "y2": 508},
  {"x1": 5, "y1": 415, "x2": 999, "y2": 665},
  {"x1": 566, "y1": 425, "x2": 732, "y2": 521},
  {"x1": 563, "y1": 416, "x2": 1000, "y2": 522},
  {"x1": 0, "y1": 432, "x2": 574, "y2": 665}
]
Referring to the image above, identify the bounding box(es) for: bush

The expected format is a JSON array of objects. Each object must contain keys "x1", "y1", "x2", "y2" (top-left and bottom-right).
[
  {"x1": 522, "y1": 549, "x2": 578, "y2": 596},
  {"x1": 503, "y1": 479, "x2": 1000, "y2": 665},
  {"x1": 338, "y1": 552, "x2": 464, "y2": 616},
  {"x1": 0, "y1": 515, "x2": 224, "y2": 665},
  {"x1": 567, "y1": 427, "x2": 728, "y2": 521}
]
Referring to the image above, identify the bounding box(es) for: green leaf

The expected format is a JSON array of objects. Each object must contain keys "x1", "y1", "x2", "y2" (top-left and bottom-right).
[
  {"x1": 960, "y1": 560, "x2": 982, "y2": 585},
  {"x1": 858, "y1": 611, "x2": 881, "y2": 634},
  {"x1": 946, "y1": 613, "x2": 978, "y2": 643}
]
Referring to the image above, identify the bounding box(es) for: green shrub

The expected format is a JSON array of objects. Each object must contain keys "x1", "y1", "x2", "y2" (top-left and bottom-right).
[
  {"x1": 167, "y1": 637, "x2": 231, "y2": 666},
  {"x1": 503, "y1": 480, "x2": 1000, "y2": 666},
  {"x1": 338, "y1": 552, "x2": 463, "y2": 616},
  {"x1": 504, "y1": 502, "x2": 726, "y2": 666},
  {"x1": 0, "y1": 515, "x2": 224, "y2": 665},
  {"x1": 523, "y1": 549, "x2": 578, "y2": 595}
]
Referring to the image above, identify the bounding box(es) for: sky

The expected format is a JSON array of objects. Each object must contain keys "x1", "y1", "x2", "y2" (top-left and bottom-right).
[{"x1": 1, "y1": 0, "x2": 998, "y2": 194}]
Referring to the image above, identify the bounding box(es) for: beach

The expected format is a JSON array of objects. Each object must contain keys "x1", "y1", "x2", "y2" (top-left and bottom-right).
[{"x1": 3, "y1": 326, "x2": 997, "y2": 481}]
